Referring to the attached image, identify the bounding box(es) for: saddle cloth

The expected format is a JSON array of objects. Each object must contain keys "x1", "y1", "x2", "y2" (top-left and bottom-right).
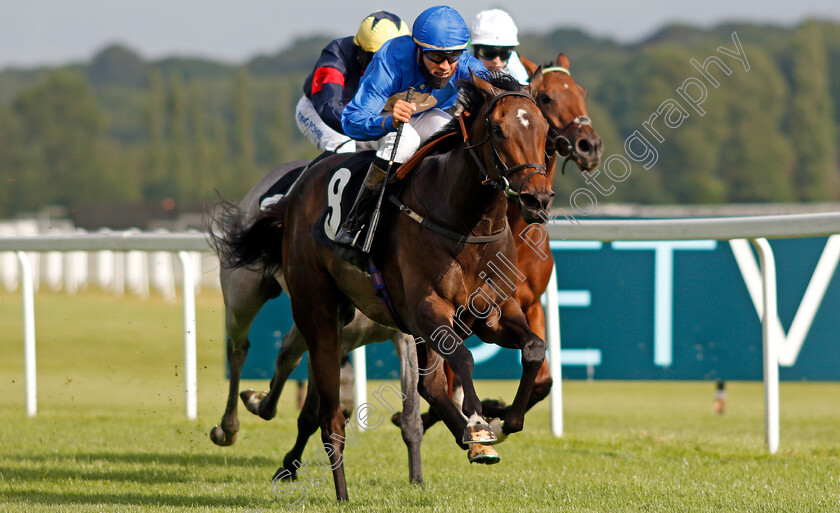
[
  {"x1": 258, "y1": 165, "x2": 307, "y2": 212},
  {"x1": 258, "y1": 149, "x2": 348, "y2": 211},
  {"x1": 312, "y1": 150, "x2": 377, "y2": 243}
]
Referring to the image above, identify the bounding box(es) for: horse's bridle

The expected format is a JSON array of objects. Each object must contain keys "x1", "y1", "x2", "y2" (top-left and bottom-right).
[
  {"x1": 392, "y1": 89, "x2": 547, "y2": 246},
  {"x1": 461, "y1": 90, "x2": 547, "y2": 198},
  {"x1": 540, "y1": 66, "x2": 594, "y2": 174}
]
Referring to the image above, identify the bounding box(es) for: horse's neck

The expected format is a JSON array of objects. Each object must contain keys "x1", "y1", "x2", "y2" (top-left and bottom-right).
[{"x1": 433, "y1": 148, "x2": 508, "y2": 235}]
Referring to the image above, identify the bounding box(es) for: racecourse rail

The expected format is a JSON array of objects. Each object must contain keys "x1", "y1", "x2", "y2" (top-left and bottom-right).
[{"x1": 3, "y1": 211, "x2": 840, "y2": 454}]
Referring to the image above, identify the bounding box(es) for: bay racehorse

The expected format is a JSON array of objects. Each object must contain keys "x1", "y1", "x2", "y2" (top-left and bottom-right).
[
  {"x1": 253, "y1": 53, "x2": 604, "y2": 439},
  {"x1": 213, "y1": 72, "x2": 552, "y2": 501}
]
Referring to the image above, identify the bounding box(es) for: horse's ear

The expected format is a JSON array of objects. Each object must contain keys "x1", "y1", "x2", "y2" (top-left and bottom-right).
[
  {"x1": 528, "y1": 66, "x2": 544, "y2": 94},
  {"x1": 556, "y1": 53, "x2": 570, "y2": 71},
  {"x1": 471, "y1": 70, "x2": 500, "y2": 99},
  {"x1": 520, "y1": 56, "x2": 538, "y2": 77}
]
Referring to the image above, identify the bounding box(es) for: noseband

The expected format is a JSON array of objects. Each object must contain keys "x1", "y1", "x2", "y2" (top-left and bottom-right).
[
  {"x1": 552, "y1": 115, "x2": 592, "y2": 175},
  {"x1": 460, "y1": 90, "x2": 547, "y2": 198}
]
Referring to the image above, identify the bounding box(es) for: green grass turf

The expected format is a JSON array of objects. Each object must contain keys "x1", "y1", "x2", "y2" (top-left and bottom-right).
[{"x1": 1, "y1": 290, "x2": 839, "y2": 512}]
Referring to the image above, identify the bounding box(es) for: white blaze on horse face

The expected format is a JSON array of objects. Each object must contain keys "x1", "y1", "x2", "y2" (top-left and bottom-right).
[{"x1": 516, "y1": 108, "x2": 529, "y2": 128}]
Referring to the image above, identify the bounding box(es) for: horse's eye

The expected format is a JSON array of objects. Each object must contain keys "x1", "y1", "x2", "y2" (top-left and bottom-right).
[
  {"x1": 492, "y1": 124, "x2": 504, "y2": 137},
  {"x1": 538, "y1": 94, "x2": 552, "y2": 105}
]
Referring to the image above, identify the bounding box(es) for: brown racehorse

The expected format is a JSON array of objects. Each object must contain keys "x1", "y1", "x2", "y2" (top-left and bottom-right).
[
  {"x1": 214, "y1": 72, "x2": 552, "y2": 501},
  {"x1": 412, "y1": 53, "x2": 604, "y2": 427},
  {"x1": 479, "y1": 53, "x2": 603, "y2": 417}
]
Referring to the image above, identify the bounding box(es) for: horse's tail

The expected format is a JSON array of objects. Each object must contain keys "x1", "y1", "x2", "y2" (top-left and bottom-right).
[{"x1": 208, "y1": 196, "x2": 286, "y2": 275}]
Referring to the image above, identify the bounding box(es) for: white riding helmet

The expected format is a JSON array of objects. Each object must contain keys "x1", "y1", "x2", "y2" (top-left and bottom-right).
[{"x1": 470, "y1": 9, "x2": 519, "y2": 47}]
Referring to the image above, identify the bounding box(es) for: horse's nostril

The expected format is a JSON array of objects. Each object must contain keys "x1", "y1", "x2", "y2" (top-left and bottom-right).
[
  {"x1": 520, "y1": 194, "x2": 541, "y2": 211},
  {"x1": 576, "y1": 139, "x2": 592, "y2": 156}
]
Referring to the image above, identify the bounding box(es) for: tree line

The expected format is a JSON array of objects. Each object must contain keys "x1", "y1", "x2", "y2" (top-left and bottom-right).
[{"x1": 0, "y1": 20, "x2": 838, "y2": 220}]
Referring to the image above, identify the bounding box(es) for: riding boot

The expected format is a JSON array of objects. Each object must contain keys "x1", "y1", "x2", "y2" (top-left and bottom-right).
[{"x1": 333, "y1": 158, "x2": 388, "y2": 248}]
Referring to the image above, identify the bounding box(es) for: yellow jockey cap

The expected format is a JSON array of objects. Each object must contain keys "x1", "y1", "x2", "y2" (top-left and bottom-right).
[{"x1": 353, "y1": 11, "x2": 411, "y2": 53}]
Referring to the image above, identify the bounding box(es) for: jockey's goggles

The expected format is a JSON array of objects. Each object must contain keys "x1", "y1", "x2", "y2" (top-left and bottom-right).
[
  {"x1": 423, "y1": 49, "x2": 463, "y2": 64},
  {"x1": 474, "y1": 46, "x2": 513, "y2": 61}
]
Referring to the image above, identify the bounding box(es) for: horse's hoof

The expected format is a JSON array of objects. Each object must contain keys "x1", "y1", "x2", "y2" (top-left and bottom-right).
[
  {"x1": 240, "y1": 389, "x2": 268, "y2": 417},
  {"x1": 273, "y1": 467, "x2": 297, "y2": 482},
  {"x1": 462, "y1": 413, "x2": 497, "y2": 445},
  {"x1": 391, "y1": 411, "x2": 402, "y2": 427},
  {"x1": 209, "y1": 425, "x2": 237, "y2": 446},
  {"x1": 468, "y1": 443, "x2": 500, "y2": 464},
  {"x1": 488, "y1": 418, "x2": 509, "y2": 444}
]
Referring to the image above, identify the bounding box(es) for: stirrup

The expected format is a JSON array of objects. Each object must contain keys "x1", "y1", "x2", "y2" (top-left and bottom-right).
[
  {"x1": 334, "y1": 224, "x2": 364, "y2": 247},
  {"x1": 333, "y1": 161, "x2": 386, "y2": 248}
]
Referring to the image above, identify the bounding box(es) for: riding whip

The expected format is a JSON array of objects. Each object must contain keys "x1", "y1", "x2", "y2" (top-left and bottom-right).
[{"x1": 361, "y1": 86, "x2": 415, "y2": 253}]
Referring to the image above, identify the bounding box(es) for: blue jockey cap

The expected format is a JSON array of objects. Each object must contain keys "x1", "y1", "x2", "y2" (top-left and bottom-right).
[{"x1": 412, "y1": 6, "x2": 470, "y2": 51}]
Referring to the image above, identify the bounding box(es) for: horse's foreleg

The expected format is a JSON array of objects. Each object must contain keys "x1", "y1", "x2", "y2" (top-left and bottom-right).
[
  {"x1": 409, "y1": 301, "x2": 498, "y2": 447},
  {"x1": 395, "y1": 334, "x2": 423, "y2": 485},
  {"x1": 524, "y1": 302, "x2": 552, "y2": 409},
  {"x1": 413, "y1": 344, "x2": 469, "y2": 449},
  {"x1": 473, "y1": 299, "x2": 545, "y2": 436},
  {"x1": 481, "y1": 301, "x2": 552, "y2": 419}
]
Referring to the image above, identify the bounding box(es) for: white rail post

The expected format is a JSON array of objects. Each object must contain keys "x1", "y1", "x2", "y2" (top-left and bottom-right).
[
  {"x1": 177, "y1": 251, "x2": 198, "y2": 419},
  {"x1": 545, "y1": 265, "x2": 563, "y2": 437},
  {"x1": 17, "y1": 251, "x2": 37, "y2": 416},
  {"x1": 352, "y1": 346, "x2": 367, "y2": 421},
  {"x1": 750, "y1": 238, "x2": 779, "y2": 454}
]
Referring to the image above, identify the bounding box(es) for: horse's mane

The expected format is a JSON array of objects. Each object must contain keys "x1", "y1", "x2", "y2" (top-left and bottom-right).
[{"x1": 428, "y1": 71, "x2": 524, "y2": 155}]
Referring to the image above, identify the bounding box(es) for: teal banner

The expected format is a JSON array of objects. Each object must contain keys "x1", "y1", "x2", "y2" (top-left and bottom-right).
[{"x1": 239, "y1": 236, "x2": 840, "y2": 381}]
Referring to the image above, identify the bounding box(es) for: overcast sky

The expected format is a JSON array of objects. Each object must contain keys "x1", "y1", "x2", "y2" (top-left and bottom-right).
[{"x1": 3, "y1": 0, "x2": 839, "y2": 70}]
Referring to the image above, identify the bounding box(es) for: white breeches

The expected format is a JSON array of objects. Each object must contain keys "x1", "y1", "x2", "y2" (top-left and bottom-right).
[
  {"x1": 371, "y1": 108, "x2": 452, "y2": 163},
  {"x1": 295, "y1": 96, "x2": 358, "y2": 153}
]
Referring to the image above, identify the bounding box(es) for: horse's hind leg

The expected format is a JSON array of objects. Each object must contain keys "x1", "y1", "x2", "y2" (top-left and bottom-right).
[
  {"x1": 273, "y1": 364, "x2": 320, "y2": 481},
  {"x1": 395, "y1": 334, "x2": 423, "y2": 485},
  {"x1": 286, "y1": 274, "x2": 351, "y2": 501},
  {"x1": 211, "y1": 267, "x2": 280, "y2": 446},
  {"x1": 241, "y1": 322, "x2": 308, "y2": 420}
]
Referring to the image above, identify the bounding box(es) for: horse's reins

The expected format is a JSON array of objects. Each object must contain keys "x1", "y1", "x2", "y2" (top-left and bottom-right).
[{"x1": 541, "y1": 66, "x2": 593, "y2": 175}]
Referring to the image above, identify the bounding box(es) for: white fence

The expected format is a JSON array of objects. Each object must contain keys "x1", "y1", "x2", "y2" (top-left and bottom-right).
[
  {"x1": 0, "y1": 221, "x2": 219, "y2": 297},
  {"x1": 0, "y1": 231, "x2": 211, "y2": 419},
  {"x1": 543, "y1": 211, "x2": 840, "y2": 453},
  {"x1": 3, "y1": 212, "x2": 840, "y2": 454}
]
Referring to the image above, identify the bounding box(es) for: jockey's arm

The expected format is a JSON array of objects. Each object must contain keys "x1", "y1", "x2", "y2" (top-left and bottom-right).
[
  {"x1": 309, "y1": 72, "x2": 348, "y2": 133},
  {"x1": 341, "y1": 50, "x2": 401, "y2": 141}
]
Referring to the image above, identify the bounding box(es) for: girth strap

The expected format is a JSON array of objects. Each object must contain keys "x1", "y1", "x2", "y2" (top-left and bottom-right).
[
  {"x1": 368, "y1": 256, "x2": 410, "y2": 334},
  {"x1": 389, "y1": 195, "x2": 509, "y2": 244}
]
